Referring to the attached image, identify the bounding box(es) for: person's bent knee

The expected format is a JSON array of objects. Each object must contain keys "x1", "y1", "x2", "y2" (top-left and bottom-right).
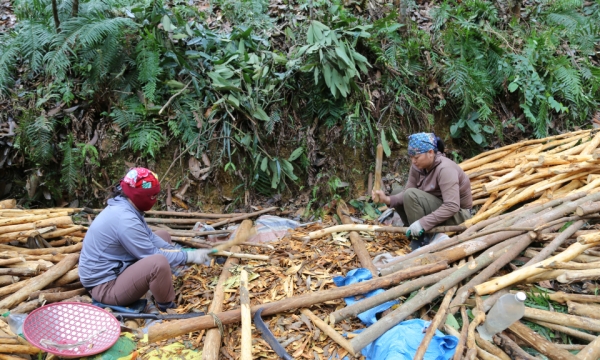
[
  {"x1": 403, "y1": 188, "x2": 420, "y2": 204},
  {"x1": 145, "y1": 254, "x2": 170, "y2": 273},
  {"x1": 154, "y1": 229, "x2": 172, "y2": 243}
]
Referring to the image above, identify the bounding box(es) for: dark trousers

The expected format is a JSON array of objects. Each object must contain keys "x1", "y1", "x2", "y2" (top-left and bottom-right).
[
  {"x1": 89, "y1": 229, "x2": 175, "y2": 306},
  {"x1": 395, "y1": 188, "x2": 471, "y2": 227}
]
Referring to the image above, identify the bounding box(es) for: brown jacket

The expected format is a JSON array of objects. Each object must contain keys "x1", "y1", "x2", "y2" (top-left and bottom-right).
[{"x1": 389, "y1": 154, "x2": 472, "y2": 230}]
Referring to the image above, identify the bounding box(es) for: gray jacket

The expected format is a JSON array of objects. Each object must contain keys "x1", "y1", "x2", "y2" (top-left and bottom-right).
[{"x1": 79, "y1": 196, "x2": 187, "y2": 288}]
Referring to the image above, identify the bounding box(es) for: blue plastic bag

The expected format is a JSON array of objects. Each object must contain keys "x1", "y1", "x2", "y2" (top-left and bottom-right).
[
  {"x1": 333, "y1": 268, "x2": 398, "y2": 326},
  {"x1": 358, "y1": 319, "x2": 458, "y2": 360}
]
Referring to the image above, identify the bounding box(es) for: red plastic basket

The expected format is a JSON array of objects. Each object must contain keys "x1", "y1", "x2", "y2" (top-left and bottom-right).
[{"x1": 23, "y1": 302, "x2": 121, "y2": 358}]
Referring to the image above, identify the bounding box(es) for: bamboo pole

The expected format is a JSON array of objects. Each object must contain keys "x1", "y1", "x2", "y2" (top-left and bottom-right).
[
  {"x1": 0, "y1": 275, "x2": 18, "y2": 286},
  {"x1": 349, "y1": 240, "x2": 514, "y2": 353},
  {"x1": 453, "y1": 307, "x2": 469, "y2": 360},
  {"x1": 530, "y1": 320, "x2": 596, "y2": 342},
  {"x1": 210, "y1": 207, "x2": 277, "y2": 228},
  {"x1": 329, "y1": 263, "x2": 452, "y2": 324},
  {"x1": 301, "y1": 309, "x2": 355, "y2": 357},
  {"x1": 372, "y1": 144, "x2": 383, "y2": 203},
  {"x1": 212, "y1": 251, "x2": 268, "y2": 261},
  {"x1": 466, "y1": 296, "x2": 486, "y2": 360},
  {"x1": 0, "y1": 226, "x2": 56, "y2": 243},
  {"x1": 0, "y1": 253, "x2": 79, "y2": 310},
  {"x1": 577, "y1": 335, "x2": 600, "y2": 360},
  {"x1": 148, "y1": 261, "x2": 437, "y2": 343},
  {"x1": 40, "y1": 225, "x2": 85, "y2": 239},
  {"x1": 240, "y1": 269, "x2": 252, "y2": 360},
  {"x1": 337, "y1": 200, "x2": 377, "y2": 277},
  {"x1": 413, "y1": 285, "x2": 457, "y2": 360},
  {"x1": 493, "y1": 333, "x2": 537, "y2": 360},
  {"x1": 0, "y1": 242, "x2": 82, "y2": 255},
  {"x1": 0, "y1": 345, "x2": 42, "y2": 355},
  {"x1": 546, "y1": 292, "x2": 600, "y2": 304},
  {"x1": 0, "y1": 199, "x2": 16, "y2": 209},
  {"x1": 475, "y1": 242, "x2": 595, "y2": 295},
  {"x1": 145, "y1": 210, "x2": 247, "y2": 218},
  {"x1": 52, "y1": 268, "x2": 79, "y2": 286},
  {"x1": 568, "y1": 301, "x2": 600, "y2": 320},
  {"x1": 201, "y1": 246, "x2": 241, "y2": 360},
  {"x1": 523, "y1": 307, "x2": 600, "y2": 332},
  {"x1": 40, "y1": 288, "x2": 87, "y2": 303},
  {"x1": 0, "y1": 212, "x2": 69, "y2": 227},
  {"x1": 0, "y1": 216, "x2": 73, "y2": 235},
  {"x1": 475, "y1": 334, "x2": 511, "y2": 360},
  {"x1": 508, "y1": 321, "x2": 578, "y2": 360},
  {"x1": 576, "y1": 202, "x2": 600, "y2": 216},
  {"x1": 303, "y1": 223, "x2": 465, "y2": 240}
]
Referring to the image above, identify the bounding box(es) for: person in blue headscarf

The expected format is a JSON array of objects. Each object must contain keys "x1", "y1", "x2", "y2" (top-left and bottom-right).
[{"x1": 372, "y1": 133, "x2": 472, "y2": 250}]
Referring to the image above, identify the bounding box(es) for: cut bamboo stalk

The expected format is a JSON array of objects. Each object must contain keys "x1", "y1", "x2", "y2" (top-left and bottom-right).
[
  {"x1": 202, "y1": 246, "x2": 241, "y2": 360},
  {"x1": 568, "y1": 301, "x2": 600, "y2": 320},
  {"x1": 493, "y1": 333, "x2": 537, "y2": 360},
  {"x1": 453, "y1": 307, "x2": 469, "y2": 360},
  {"x1": 40, "y1": 288, "x2": 87, "y2": 303},
  {"x1": 0, "y1": 242, "x2": 82, "y2": 255},
  {"x1": 0, "y1": 253, "x2": 79, "y2": 310},
  {"x1": 0, "y1": 275, "x2": 18, "y2": 286},
  {"x1": 240, "y1": 269, "x2": 252, "y2": 360},
  {"x1": 0, "y1": 257, "x2": 25, "y2": 266},
  {"x1": 0, "y1": 216, "x2": 73, "y2": 235},
  {"x1": 304, "y1": 223, "x2": 465, "y2": 240},
  {"x1": 578, "y1": 233, "x2": 600, "y2": 245},
  {"x1": 0, "y1": 267, "x2": 38, "y2": 276},
  {"x1": 0, "y1": 226, "x2": 56, "y2": 243},
  {"x1": 476, "y1": 193, "x2": 498, "y2": 216},
  {"x1": 145, "y1": 210, "x2": 247, "y2": 218},
  {"x1": 467, "y1": 296, "x2": 486, "y2": 358},
  {"x1": 40, "y1": 225, "x2": 85, "y2": 239},
  {"x1": 531, "y1": 220, "x2": 585, "y2": 263},
  {"x1": 329, "y1": 263, "x2": 452, "y2": 324},
  {"x1": 337, "y1": 200, "x2": 377, "y2": 277},
  {"x1": 349, "y1": 240, "x2": 514, "y2": 353},
  {"x1": 461, "y1": 150, "x2": 514, "y2": 171},
  {"x1": 148, "y1": 260, "x2": 442, "y2": 343},
  {"x1": 523, "y1": 307, "x2": 600, "y2": 332},
  {"x1": 0, "y1": 213, "x2": 69, "y2": 227},
  {"x1": 587, "y1": 174, "x2": 600, "y2": 183},
  {"x1": 546, "y1": 292, "x2": 600, "y2": 304},
  {"x1": 414, "y1": 285, "x2": 457, "y2": 360},
  {"x1": 52, "y1": 268, "x2": 79, "y2": 286},
  {"x1": 0, "y1": 199, "x2": 16, "y2": 209},
  {"x1": 530, "y1": 320, "x2": 596, "y2": 342},
  {"x1": 372, "y1": 144, "x2": 383, "y2": 203},
  {"x1": 581, "y1": 131, "x2": 600, "y2": 155},
  {"x1": 508, "y1": 321, "x2": 578, "y2": 360},
  {"x1": 577, "y1": 335, "x2": 600, "y2": 360},
  {"x1": 475, "y1": 334, "x2": 511, "y2": 360},
  {"x1": 0, "y1": 345, "x2": 42, "y2": 355},
  {"x1": 576, "y1": 202, "x2": 600, "y2": 216},
  {"x1": 475, "y1": 241, "x2": 596, "y2": 295},
  {"x1": 301, "y1": 309, "x2": 355, "y2": 357},
  {"x1": 212, "y1": 251, "x2": 268, "y2": 261},
  {"x1": 210, "y1": 207, "x2": 277, "y2": 228},
  {"x1": 543, "y1": 261, "x2": 600, "y2": 270}
]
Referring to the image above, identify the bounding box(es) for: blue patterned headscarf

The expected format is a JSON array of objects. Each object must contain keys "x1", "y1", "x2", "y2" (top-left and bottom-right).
[{"x1": 408, "y1": 133, "x2": 438, "y2": 156}]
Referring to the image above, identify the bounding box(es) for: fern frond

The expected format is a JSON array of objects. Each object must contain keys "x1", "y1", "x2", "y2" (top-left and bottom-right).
[
  {"x1": 19, "y1": 20, "x2": 54, "y2": 72},
  {"x1": 60, "y1": 136, "x2": 79, "y2": 192},
  {"x1": 0, "y1": 35, "x2": 20, "y2": 94},
  {"x1": 136, "y1": 37, "x2": 162, "y2": 102},
  {"x1": 26, "y1": 115, "x2": 55, "y2": 164},
  {"x1": 546, "y1": 10, "x2": 587, "y2": 31},
  {"x1": 122, "y1": 122, "x2": 165, "y2": 157}
]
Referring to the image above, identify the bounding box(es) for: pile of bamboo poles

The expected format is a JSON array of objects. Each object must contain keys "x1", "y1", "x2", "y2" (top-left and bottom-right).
[{"x1": 463, "y1": 129, "x2": 600, "y2": 226}]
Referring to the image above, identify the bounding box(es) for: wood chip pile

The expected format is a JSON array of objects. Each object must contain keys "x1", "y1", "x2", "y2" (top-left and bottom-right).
[{"x1": 3, "y1": 130, "x2": 600, "y2": 359}]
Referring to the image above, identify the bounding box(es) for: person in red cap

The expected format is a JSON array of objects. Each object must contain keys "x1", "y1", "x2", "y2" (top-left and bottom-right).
[{"x1": 79, "y1": 167, "x2": 211, "y2": 310}]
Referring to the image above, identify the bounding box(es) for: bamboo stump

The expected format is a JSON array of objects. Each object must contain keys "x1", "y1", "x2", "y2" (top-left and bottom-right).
[{"x1": 337, "y1": 200, "x2": 377, "y2": 277}]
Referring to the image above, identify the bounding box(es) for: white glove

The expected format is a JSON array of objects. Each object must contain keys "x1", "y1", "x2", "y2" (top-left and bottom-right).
[
  {"x1": 406, "y1": 220, "x2": 424, "y2": 238},
  {"x1": 186, "y1": 249, "x2": 212, "y2": 265}
]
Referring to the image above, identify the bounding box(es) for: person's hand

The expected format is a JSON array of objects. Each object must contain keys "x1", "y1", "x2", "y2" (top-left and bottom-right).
[
  {"x1": 371, "y1": 190, "x2": 391, "y2": 205},
  {"x1": 186, "y1": 249, "x2": 213, "y2": 265},
  {"x1": 406, "y1": 220, "x2": 424, "y2": 239}
]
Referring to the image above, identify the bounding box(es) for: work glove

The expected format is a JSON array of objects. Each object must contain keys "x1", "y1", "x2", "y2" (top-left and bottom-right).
[
  {"x1": 406, "y1": 220, "x2": 424, "y2": 239},
  {"x1": 186, "y1": 249, "x2": 213, "y2": 265}
]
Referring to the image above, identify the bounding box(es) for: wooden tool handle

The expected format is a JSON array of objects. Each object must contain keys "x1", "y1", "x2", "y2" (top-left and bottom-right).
[
  {"x1": 373, "y1": 144, "x2": 383, "y2": 203},
  {"x1": 212, "y1": 220, "x2": 255, "y2": 252}
]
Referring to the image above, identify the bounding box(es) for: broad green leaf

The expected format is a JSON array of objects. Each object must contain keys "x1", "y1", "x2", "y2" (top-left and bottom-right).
[
  {"x1": 172, "y1": 33, "x2": 189, "y2": 40},
  {"x1": 260, "y1": 157, "x2": 269, "y2": 172},
  {"x1": 227, "y1": 94, "x2": 240, "y2": 107},
  {"x1": 281, "y1": 159, "x2": 298, "y2": 181},
  {"x1": 390, "y1": 127, "x2": 400, "y2": 144},
  {"x1": 288, "y1": 147, "x2": 304, "y2": 161},
  {"x1": 253, "y1": 106, "x2": 270, "y2": 121},
  {"x1": 334, "y1": 46, "x2": 352, "y2": 67},
  {"x1": 165, "y1": 80, "x2": 186, "y2": 89},
  {"x1": 381, "y1": 129, "x2": 391, "y2": 157},
  {"x1": 450, "y1": 123, "x2": 460, "y2": 137},
  {"x1": 508, "y1": 82, "x2": 519, "y2": 92},
  {"x1": 470, "y1": 132, "x2": 484, "y2": 144},
  {"x1": 446, "y1": 313, "x2": 460, "y2": 330},
  {"x1": 162, "y1": 15, "x2": 174, "y2": 32},
  {"x1": 363, "y1": 202, "x2": 378, "y2": 218}
]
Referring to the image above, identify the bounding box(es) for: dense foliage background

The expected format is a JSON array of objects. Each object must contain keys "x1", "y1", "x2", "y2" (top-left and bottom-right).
[{"x1": 0, "y1": 0, "x2": 599, "y2": 208}]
